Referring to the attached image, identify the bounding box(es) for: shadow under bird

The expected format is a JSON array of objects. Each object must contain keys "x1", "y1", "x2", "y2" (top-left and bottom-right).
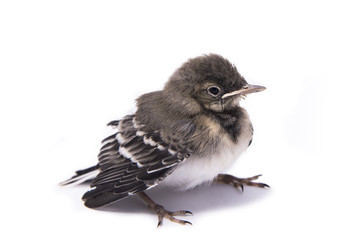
[{"x1": 61, "y1": 54, "x2": 269, "y2": 226}]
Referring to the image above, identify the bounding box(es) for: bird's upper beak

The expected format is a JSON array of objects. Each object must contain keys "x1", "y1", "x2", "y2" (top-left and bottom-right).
[{"x1": 222, "y1": 84, "x2": 266, "y2": 99}]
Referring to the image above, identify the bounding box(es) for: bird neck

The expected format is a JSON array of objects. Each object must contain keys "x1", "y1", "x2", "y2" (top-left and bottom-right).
[{"x1": 209, "y1": 107, "x2": 244, "y2": 143}]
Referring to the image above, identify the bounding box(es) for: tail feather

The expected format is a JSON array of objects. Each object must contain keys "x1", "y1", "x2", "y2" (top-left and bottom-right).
[
  {"x1": 84, "y1": 192, "x2": 128, "y2": 209},
  {"x1": 60, "y1": 164, "x2": 100, "y2": 187}
]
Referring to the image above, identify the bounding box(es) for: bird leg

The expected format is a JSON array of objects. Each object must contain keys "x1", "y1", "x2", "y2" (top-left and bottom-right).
[
  {"x1": 137, "y1": 191, "x2": 192, "y2": 227},
  {"x1": 216, "y1": 174, "x2": 270, "y2": 191}
]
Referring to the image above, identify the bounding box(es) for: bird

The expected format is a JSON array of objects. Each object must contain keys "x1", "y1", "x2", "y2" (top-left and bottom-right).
[{"x1": 60, "y1": 54, "x2": 269, "y2": 226}]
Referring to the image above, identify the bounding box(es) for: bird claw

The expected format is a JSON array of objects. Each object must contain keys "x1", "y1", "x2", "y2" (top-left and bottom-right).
[
  {"x1": 216, "y1": 174, "x2": 270, "y2": 191},
  {"x1": 154, "y1": 205, "x2": 192, "y2": 227}
]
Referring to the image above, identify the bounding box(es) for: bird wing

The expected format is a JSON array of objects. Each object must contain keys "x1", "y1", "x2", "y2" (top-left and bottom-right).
[{"x1": 82, "y1": 115, "x2": 189, "y2": 208}]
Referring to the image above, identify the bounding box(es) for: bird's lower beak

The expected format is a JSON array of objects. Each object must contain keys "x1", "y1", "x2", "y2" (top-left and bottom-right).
[{"x1": 222, "y1": 84, "x2": 266, "y2": 99}]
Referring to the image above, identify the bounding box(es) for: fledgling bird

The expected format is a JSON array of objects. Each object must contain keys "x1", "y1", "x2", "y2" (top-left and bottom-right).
[{"x1": 61, "y1": 54, "x2": 268, "y2": 226}]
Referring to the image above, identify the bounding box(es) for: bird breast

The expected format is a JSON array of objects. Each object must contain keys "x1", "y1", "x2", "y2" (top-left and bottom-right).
[{"x1": 160, "y1": 110, "x2": 253, "y2": 191}]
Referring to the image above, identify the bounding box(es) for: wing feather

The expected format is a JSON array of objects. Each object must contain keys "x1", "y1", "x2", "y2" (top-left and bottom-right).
[{"x1": 82, "y1": 115, "x2": 189, "y2": 208}]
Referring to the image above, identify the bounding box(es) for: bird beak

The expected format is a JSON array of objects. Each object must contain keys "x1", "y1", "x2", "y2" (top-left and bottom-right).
[{"x1": 222, "y1": 84, "x2": 266, "y2": 99}]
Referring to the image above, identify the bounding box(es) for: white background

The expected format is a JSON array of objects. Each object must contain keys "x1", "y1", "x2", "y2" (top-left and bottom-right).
[{"x1": 1, "y1": 0, "x2": 360, "y2": 239}]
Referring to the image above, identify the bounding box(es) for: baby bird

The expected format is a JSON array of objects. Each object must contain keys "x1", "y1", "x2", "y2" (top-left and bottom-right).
[{"x1": 61, "y1": 54, "x2": 268, "y2": 226}]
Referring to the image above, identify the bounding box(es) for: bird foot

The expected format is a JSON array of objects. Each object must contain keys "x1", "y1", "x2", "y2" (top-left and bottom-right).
[
  {"x1": 137, "y1": 191, "x2": 192, "y2": 227},
  {"x1": 216, "y1": 174, "x2": 270, "y2": 191},
  {"x1": 154, "y1": 204, "x2": 192, "y2": 227}
]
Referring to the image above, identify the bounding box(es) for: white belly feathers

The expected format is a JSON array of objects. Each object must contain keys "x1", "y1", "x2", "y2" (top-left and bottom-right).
[{"x1": 160, "y1": 111, "x2": 253, "y2": 191}]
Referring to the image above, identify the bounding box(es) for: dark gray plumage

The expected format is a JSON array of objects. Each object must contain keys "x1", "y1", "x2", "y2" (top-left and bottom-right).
[{"x1": 61, "y1": 54, "x2": 268, "y2": 226}]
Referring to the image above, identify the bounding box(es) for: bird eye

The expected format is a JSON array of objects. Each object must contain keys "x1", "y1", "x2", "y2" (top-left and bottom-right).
[{"x1": 207, "y1": 86, "x2": 221, "y2": 96}]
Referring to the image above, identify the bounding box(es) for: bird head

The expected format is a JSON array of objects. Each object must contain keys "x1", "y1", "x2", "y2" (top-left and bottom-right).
[{"x1": 164, "y1": 54, "x2": 265, "y2": 115}]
